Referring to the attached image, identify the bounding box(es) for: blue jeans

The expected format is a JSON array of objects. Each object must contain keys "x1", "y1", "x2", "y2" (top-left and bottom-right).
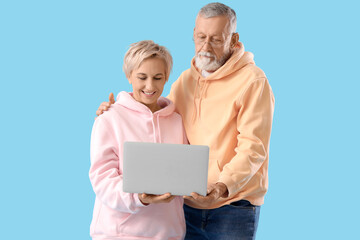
[{"x1": 184, "y1": 200, "x2": 260, "y2": 240}]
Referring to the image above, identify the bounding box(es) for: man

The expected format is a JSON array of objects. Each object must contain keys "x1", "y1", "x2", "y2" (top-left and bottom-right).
[{"x1": 96, "y1": 3, "x2": 274, "y2": 240}]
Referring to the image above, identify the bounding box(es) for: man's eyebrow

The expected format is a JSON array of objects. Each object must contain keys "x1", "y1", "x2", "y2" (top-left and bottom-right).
[{"x1": 196, "y1": 32, "x2": 222, "y2": 37}]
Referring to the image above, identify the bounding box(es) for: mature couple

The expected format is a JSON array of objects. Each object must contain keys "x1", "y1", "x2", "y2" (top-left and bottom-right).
[{"x1": 89, "y1": 2, "x2": 275, "y2": 240}]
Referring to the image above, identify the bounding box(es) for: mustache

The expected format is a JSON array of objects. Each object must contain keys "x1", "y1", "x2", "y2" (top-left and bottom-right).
[{"x1": 197, "y1": 52, "x2": 216, "y2": 58}]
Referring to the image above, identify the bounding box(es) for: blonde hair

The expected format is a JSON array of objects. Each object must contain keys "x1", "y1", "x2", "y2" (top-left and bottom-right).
[{"x1": 123, "y1": 40, "x2": 173, "y2": 81}]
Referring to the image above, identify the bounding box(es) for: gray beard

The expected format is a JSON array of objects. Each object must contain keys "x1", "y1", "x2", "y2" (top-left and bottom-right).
[{"x1": 195, "y1": 51, "x2": 231, "y2": 72}]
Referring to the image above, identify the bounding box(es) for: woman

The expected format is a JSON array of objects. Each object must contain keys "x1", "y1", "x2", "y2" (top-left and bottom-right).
[{"x1": 89, "y1": 40, "x2": 187, "y2": 239}]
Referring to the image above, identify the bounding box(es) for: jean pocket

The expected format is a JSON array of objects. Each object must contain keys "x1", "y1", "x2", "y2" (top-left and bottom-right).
[{"x1": 229, "y1": 200, "x2": 256, "y2": 210}]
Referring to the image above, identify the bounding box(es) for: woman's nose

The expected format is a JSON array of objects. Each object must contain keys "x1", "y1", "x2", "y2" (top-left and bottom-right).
[{"x1": 145, "y1": 80, "x2": 155, "y2": 90}]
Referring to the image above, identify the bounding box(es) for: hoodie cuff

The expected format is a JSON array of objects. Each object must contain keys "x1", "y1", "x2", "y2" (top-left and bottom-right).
[
  {"x1": 133, "y1": 193, "x2": 148, "y2": 207},
  {"x1": 218, "y1": 174, "x2": 238, "y2": 198}
]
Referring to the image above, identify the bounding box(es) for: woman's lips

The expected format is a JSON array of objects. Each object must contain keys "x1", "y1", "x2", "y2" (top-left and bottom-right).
[{"x1": 142, "y1": 90, "x2": 156, "y2": 97}]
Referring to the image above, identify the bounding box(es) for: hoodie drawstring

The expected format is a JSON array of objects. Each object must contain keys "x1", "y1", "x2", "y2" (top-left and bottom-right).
[
  {"x1": 157, "y1": 114, "x2": 162, "y2": 143},
  {"x1": 192, "y1": 78, "x2": 209, "y2": 122},
  {"x1": 192, "y1": 77, "x2": 200, "y2": 123},
  {"x1": 117, "y1": 92, "x2": 172, "y2": 144},
  {"x1": 151, "y1": 118, "x2": 157, "y2": 143},
  {"x1": 198, "y1": 80, "x2": 209, "y2": 120},
  {"x1": 151, "y1": 114, "x2": 162, "y2": 143}
]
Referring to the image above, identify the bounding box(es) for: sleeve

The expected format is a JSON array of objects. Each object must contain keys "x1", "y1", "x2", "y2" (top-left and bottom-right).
[
  {"x1": 89, "y1": 117, "x2": 146, "y2": 213},
  {"x1": 218, "y1": 78, "x2": 275, "y2": 197},
  {"x1": 167, "y1": 75, "x2": 182, "y2": 105}
]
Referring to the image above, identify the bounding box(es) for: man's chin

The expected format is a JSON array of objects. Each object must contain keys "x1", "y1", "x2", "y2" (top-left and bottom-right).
[
  {"x1": 195, "y1": 58, "x2": 220, "y2": 72},
  {"x1": 202, "y1": 66, "x2": 219, "y2": 72},
  {"x1": 195, "y1": 61, "x2": 221, "y2": 72}
]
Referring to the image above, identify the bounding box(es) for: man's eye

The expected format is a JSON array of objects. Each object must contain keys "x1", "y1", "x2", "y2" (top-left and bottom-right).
[
  {"x1": 154, "y1": 77, "x2": 162, "y2": 80},
  {"x1": 138, "y1": 77, "x2": 146, "y2": 80}
]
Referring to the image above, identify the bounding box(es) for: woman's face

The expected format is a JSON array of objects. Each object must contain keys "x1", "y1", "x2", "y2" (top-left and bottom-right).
[{"x1": 128, "y1": 57, "x2": 167, "y2": 112}]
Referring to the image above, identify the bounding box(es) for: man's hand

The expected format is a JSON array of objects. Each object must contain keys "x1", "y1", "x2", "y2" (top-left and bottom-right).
[
  {"x1": 138, "y1": 193, "x2": 175, "y2": 205},
  {"x1": 184, "y1": 182, "x2": 228, "y2": 208},
  {"x1": 95, "y1": 93, "x2": 115, "y2": 119}
]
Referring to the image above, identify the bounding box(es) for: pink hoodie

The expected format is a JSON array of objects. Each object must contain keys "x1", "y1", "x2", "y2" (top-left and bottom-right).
[{"x1": 89, "y1": 91, "x2": 187, "y2": 240}]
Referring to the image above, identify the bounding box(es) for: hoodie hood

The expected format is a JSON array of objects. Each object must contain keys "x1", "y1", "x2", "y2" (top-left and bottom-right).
[
  {"x1": 114, "y1": 91, "x2": 176, "y2": 143},
  {"x1": 115, "y1": 91, "x2": 175, "y2": 117},
  {"x1": 190, "y1": 42, "x2": 255, "y2": 81}
]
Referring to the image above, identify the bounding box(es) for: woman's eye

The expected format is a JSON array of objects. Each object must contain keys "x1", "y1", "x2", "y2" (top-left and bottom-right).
[
  {"x1": 154, "y1": 77, "x2": 162, "y2": 80},
  {"x1": 138, "y1": 77, "x2": 146, "y2": 80}
]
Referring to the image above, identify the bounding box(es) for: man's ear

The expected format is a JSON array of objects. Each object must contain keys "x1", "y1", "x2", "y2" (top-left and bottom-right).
[{"x1": 231, "y1": 32, "x2": 239, "y2": 48}]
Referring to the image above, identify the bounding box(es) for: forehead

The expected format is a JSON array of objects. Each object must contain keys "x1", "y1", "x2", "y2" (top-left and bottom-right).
[
  {"x1": 195, "y1": 15, "x2": 230, "y2": 36},
  {"x1": 134, "y1": 57, "x2": 166, "y2": 73}
]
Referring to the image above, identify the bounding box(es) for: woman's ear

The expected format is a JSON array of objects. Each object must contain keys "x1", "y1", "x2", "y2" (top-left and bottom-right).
[{"x1": 127, "y1": 73, "x2": 132, "y2": 84}]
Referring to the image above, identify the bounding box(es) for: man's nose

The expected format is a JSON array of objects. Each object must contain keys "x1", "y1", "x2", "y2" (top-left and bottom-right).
[{"x1": 202, "y1": 40, "x2": 212, "y2": 51}]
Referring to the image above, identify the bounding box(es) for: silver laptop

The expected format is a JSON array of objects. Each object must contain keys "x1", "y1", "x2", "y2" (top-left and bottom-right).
[{"x1": 123, "y1": 142, "x2": 209, "y2": 196}]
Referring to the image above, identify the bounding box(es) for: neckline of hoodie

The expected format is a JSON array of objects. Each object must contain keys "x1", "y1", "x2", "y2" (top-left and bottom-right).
[{"x1": 115, "y1": 91, "x2": 174, "y2": 116}]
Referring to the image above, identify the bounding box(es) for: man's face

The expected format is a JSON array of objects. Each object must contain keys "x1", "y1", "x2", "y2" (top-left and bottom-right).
[{"x1": 193, "y1": 15, "x2": 233, "y2": 72}]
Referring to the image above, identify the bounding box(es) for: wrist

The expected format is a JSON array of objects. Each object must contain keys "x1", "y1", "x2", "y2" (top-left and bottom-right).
[
  {"x1": 138, "y1": 194, "x2": 150, "y2": 206},
  {"x1": 216, "y1": 182, "x2": 229, "y2": 198}
]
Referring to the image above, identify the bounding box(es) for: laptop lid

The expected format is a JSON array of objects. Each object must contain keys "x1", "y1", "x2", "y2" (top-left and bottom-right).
[{"x1": 123, "y1": 142, "x2": 209, "y2": 196}]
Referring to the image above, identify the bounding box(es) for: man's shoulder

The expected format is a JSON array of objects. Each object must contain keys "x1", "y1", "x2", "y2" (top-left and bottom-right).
[
  {"x1": 241, "y1": 63, "x2": 267, "y2": 80},
  {"x1": 222, "y1": 63, "x2": 269, "y2": 98},
  {"x1": 181, "y1": 67, "x2": 192, "y2": 74},
  {"x1": 176, "y1": 68, "x2": 193, "y2": 81},
  {"x1": 169, "y1": 68, "x2": 193, "y2": 92}
]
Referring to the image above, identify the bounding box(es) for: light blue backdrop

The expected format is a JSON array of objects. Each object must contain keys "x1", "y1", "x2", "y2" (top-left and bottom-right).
[{"x1": 1, "y1": 0, "x2": 359, "y2": 239}]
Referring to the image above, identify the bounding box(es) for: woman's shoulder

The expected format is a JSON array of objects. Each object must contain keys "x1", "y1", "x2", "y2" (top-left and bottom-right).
[{"x1": 94, "y1": 104, "x2": 127, "y2": 126}]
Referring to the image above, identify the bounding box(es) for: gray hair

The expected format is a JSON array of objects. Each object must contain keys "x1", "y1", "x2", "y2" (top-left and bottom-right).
[{"x1": 198, "y1": 2, "x2": 237, "y2": 34}]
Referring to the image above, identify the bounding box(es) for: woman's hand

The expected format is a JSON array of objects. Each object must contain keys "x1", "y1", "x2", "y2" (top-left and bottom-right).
[{"x1": 138, "y1": 193, "x2": 175, "y2": 205}]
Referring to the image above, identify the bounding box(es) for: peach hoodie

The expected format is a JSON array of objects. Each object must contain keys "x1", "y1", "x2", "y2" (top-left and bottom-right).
[
  {"x1": 89, "y1": 92, "x2": 186, "y2": 240},
  {"x1": 168, "y1": 42, "x2": 275, "y2": 209}
]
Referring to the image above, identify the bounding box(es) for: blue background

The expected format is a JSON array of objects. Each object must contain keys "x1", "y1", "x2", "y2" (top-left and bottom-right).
[{"x1": 1, "y1": 0, "x2": 359, "y2": 239}]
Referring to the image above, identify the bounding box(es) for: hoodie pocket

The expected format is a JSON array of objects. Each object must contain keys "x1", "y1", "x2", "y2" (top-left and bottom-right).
[{"x1": 92, "y1": 203, "x2": 132, "y2": 236}]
